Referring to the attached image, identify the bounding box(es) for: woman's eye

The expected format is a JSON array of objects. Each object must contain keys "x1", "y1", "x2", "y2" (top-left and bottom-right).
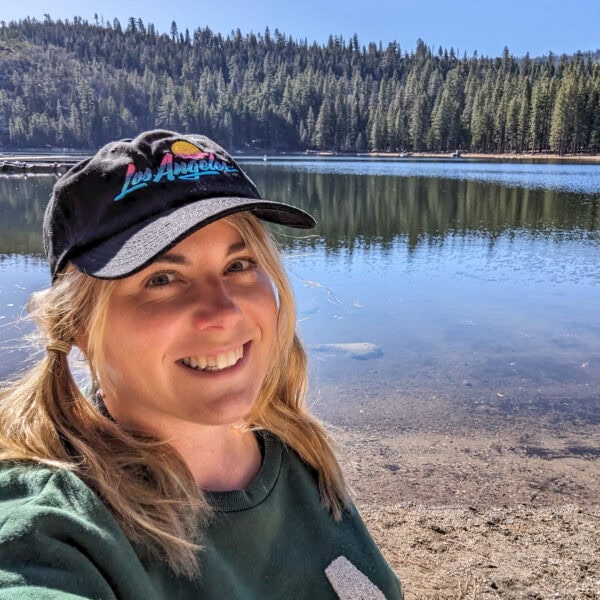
[
  {"x1": 228, "y1": 258, "x2": 256, "y2": 273},
  {"x1": 146, "y1": 271, "x2": 177, "y2": 287}
]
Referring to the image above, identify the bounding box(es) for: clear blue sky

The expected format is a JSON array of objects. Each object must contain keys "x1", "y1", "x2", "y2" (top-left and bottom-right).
[{"x1": 2, "y1": 0, "x2": 599, "y2": 58}]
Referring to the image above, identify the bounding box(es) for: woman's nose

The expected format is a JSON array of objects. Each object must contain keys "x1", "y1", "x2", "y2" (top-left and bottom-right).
[{"x1": 190, "y1": 278, "x2": 242, "y2": 330}]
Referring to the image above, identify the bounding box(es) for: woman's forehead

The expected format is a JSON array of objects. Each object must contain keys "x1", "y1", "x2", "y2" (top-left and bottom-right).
[{"x1": 158, "y1": 219, "x2": 246, "y2": 260}]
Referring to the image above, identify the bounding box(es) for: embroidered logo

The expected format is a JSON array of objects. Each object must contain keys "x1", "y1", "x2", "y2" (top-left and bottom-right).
[
  {"x1": 114, "y1": 140, "x2": 238, "y2": 201},
  {"x1": 325, "y1": 556, "x2": 387, "y2": 600}
]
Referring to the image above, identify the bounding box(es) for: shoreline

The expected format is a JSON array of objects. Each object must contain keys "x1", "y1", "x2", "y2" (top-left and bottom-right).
[
  {"x1": 362, "y1": 151, "x2": 600, "y2": 163},
  {"x1": 307, "y1": 150, "x2": 600, "y2": 163},
  {"x1": 327, "y1": 389, "x2": 600, "y2": 599},
  {"x1": 1, "y1": 151, "x2": 600, "y2": 175}
]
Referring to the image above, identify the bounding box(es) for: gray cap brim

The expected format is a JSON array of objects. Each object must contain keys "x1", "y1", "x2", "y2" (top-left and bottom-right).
[{"x1": 71, "y1": 197, "x2": 316, "y2": 279}]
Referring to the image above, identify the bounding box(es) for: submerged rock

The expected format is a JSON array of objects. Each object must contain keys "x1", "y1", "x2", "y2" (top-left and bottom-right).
[{"x1": 311, "y1": 342, "x2": 382, "y2": 360}]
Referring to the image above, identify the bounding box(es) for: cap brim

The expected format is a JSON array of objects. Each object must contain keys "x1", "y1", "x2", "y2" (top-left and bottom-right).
[{"x1": 71, "y1": 197, "x2": 316, "y2": 279}]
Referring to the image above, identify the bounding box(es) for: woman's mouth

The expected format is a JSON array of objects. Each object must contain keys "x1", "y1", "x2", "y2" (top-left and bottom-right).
[{"x1": 180, "y1": 345, "x2": 244, "y2": 372}]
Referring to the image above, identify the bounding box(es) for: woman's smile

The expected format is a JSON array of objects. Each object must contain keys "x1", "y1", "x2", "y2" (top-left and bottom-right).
[
  {"x1": 178, "y1": 341, "x2": 250, "y2": 373},
  {"x1": 180, "y1": 345, "x2": 244, "y2": 372}
]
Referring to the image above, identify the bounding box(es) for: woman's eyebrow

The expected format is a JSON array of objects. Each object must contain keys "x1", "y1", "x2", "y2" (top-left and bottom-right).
[
  {"x1": 152, "y1": 254, "x2": 189, "y2": 265},
  {"x1": 226, "y1": 240, "x2": 247, "y2": 255},
  {"x1": 153, "y1": 240, "x2": 247, "y2": 265}
]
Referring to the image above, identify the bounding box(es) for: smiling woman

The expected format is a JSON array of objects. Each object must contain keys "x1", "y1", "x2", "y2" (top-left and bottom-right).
[{"x1": 0, "y1": 130, "x2": 402, "y2": 599}]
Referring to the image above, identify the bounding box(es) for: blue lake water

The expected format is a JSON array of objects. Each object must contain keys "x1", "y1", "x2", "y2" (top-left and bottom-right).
[{"x1": 1, "y1": 159, "x2": 599, "y2": 424}]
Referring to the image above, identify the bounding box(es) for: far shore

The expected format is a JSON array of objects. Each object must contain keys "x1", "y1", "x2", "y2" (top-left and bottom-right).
[
  {"x1": 1, "y1": 150, "x2": 600, "y2": 175},
  {"x1": 361, "y1": 151, "x2": 600, "y2": 163}
]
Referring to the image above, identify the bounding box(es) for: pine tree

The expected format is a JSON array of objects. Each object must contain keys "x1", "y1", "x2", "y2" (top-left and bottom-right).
[{"x1": 550, "y1": 72, "x2": 577, "y2": 154}]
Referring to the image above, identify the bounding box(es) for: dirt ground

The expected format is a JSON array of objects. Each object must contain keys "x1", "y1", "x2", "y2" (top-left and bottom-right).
[{"x1": 319, "y1": 385, "x2": 600, "y2": 599}]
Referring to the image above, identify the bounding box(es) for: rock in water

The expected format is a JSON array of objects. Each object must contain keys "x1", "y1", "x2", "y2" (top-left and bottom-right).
[{"x1": 311, "y1": 342, "x2": 382, "y2": 360}]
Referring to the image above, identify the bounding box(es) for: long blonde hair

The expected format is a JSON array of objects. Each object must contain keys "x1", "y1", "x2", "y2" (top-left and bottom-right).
[{"x1": 0, "y1": 212, "x2": 348, "y2": 577}]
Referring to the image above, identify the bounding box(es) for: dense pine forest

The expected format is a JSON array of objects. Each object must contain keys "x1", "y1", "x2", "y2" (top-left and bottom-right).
[{"x1": 0, "y1": 16, "x2": 599, "y2": 153}]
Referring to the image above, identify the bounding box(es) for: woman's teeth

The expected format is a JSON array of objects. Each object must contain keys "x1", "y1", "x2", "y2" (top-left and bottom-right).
[{"x1": 182, "y1": 347, "x2": 244, "y2": 371}]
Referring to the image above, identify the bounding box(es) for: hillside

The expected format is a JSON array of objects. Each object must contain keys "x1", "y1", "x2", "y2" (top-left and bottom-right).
[{"x1": 0, "y1": 17, "x2": 599, "y2": 154}]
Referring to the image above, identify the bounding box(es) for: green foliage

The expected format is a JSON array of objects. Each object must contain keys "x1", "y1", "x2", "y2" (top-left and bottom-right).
[{"x1": 0, "y1": 17, "x2": 598, "y2": 153}]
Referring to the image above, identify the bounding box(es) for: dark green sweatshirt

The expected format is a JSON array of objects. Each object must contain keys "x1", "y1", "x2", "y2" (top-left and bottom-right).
[{"x1": 0, "y1": 433, "x2": 402, "y2": 599}]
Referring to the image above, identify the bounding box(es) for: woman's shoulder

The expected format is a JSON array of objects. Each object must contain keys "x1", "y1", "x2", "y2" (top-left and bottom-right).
[
  {"x1": 0, "y1": 461, "x2": 103, "y2": 513},
  {"x1": 0, "y1": 461, "x2": 120, "y2": 543},
  {"x1": 0, "y1": 462, "x2": 160, "y2": 599}
]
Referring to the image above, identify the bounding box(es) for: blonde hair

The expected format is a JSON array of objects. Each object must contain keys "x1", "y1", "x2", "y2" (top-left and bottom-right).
[{"x1": 0, "y1": 212, "x2": 348, "y2": 577}]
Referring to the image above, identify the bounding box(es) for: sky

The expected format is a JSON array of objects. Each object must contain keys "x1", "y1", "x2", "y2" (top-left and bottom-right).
[{"x1": 2, "y1": 0, "x2": 599, "y2": 58}]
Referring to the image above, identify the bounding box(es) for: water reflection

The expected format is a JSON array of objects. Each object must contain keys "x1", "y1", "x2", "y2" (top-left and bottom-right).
[
  {"x1": 246, "y1": 166, "x2": 600, "y2": 253},
  {"x1": 1, "y1": 169, "x2": 598, "y2": 256},
  {"x1": 0, "y1": 176, "x2": 53, "y2": 256}
]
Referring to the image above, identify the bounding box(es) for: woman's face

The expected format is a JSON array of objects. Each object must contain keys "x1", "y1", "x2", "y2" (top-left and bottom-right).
[{"x1": 100, "y1": 218, "x2": 278, "y2": 434}]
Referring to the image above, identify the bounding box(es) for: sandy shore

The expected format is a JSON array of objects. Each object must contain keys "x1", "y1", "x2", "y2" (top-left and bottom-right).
[{"x1": 320, "y1": 386, "x2": 600, "y2": 599}]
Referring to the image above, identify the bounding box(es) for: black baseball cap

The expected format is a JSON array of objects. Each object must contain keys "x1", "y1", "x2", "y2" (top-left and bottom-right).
[{"x1": 44, "y1": 129, "x2": 315, "y2": 280}]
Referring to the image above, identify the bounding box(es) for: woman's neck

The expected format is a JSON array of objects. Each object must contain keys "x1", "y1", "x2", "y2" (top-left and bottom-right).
[
  {"x1": 99, "y1": 391, "x2": 262, "y2": 491},
  {"x1": 171, "y1": 425, "x2": 262, "y2": 491}
]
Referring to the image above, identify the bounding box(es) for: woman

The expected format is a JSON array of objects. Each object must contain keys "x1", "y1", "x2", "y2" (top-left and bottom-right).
[{"x1": 0, "y1": 130, "x2": 402, "y2": 599}]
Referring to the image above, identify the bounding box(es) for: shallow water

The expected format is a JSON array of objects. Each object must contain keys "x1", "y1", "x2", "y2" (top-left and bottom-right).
[{"x1": 1, "y1": 160, "x2": 599, "y2": 421}]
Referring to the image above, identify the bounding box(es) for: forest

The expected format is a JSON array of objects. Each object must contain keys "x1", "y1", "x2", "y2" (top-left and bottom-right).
[{"x1": 0, "y1": 16, "x2": 599, "y2": 154}]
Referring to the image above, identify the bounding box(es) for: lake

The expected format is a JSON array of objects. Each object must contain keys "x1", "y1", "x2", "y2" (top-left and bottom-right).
[{"x1": 1, "y1": 158, "x2": 599, "y2": 426}]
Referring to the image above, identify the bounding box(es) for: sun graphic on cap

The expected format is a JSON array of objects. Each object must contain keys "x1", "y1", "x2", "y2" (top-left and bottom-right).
[{"x1": 170, "y1": 140, "x2": 208, "y2": 159}]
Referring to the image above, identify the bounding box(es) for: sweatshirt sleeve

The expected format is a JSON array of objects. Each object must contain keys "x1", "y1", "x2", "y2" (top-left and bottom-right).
[{"x1": 0, "y1": 465, "x2": 157, "y2": 600}]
